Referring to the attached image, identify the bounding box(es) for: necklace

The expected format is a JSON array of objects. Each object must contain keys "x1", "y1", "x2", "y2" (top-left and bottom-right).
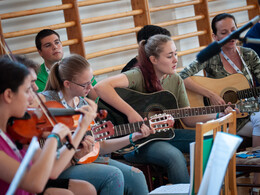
[
  {"x1": 58, "y1": 91, "x2": 79, "y2": 109},
  {"x1": 221, "y1": 47, "x2": 254, "y2": 87}
]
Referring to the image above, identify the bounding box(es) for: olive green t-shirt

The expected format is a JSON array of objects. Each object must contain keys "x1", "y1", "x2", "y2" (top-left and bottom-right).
[{"x1": 123, "y1": 68, "x2": 190, "y2": 108}]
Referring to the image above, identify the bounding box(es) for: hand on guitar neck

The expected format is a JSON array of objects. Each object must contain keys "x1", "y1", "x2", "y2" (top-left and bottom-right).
[{"x1": 128, "y1": 118, "x2": 156, "y2": 142}]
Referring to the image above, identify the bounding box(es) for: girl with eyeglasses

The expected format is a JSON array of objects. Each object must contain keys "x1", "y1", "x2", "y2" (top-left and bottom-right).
[{"x1": 36, "y1": 53, "x2": 154, "y2": 195}]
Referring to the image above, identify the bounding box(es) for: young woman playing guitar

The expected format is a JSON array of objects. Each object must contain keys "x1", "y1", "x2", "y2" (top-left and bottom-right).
[{"x1": 94, "y1": 34, "x2": 235, "y2": 185}]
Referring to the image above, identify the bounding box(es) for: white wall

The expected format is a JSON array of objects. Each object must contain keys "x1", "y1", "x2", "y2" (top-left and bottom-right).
[{"x1": 0, "y1": 0, "x2": 250, "y2": 81}]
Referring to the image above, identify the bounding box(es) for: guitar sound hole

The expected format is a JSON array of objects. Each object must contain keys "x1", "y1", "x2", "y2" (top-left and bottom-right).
[
  {"x1": 223, "y1": 91, "x2": 238, "y2": 104},
  {"x1": 203, "y1": 97, "x2": 210, "y2": 106},
  {"x1": 147, "y1": 110, "x2": 163, "y2": 118}
]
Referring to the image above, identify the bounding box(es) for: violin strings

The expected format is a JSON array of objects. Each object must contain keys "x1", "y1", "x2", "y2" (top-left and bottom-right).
[{"x1": 33, "y1": 93, "x2": 55, "y2": 127}]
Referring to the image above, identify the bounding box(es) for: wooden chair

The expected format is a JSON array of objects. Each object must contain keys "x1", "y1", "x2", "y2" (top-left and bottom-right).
[{"x1": 194, "y1": 110, "x2": 237, "y2": 195}]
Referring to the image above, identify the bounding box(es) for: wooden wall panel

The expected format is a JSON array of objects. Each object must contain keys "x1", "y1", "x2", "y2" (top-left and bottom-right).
[{"x1": 0, "y1": 0, "x2": 259, "y2": 76}]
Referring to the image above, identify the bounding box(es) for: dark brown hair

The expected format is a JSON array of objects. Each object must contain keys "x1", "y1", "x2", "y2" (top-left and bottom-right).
[{"x1": 211, "y1": 13, "x2": 237, "y2": 35}]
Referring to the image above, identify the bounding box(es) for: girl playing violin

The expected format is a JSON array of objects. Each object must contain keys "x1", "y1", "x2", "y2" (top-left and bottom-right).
[
  {"x1": 37, "y1": 54, "x2": 154, "y2": 195},
  {"x1": 0, "y1": 57, "x2": 97, "y2": 195}
]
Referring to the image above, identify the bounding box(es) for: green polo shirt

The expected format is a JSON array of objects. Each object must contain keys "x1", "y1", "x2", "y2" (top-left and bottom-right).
[
  {"x1": 35, "y1": 63, "x2": 98, "y2": 93},
  {"x1": 36, "y1": 63, "x2": 48, "y2": 92}
]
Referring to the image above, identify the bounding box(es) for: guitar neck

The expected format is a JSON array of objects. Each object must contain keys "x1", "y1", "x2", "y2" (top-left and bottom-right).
[
  {"x1": 164, "y1": 104, "x2": 235, "y2": 119},
  {"x1": 237, "y1": 87, "x2": 260, "y2": 99},
  {"x1": 112, "y1": 120, "x2": 149, "y2": 137}
]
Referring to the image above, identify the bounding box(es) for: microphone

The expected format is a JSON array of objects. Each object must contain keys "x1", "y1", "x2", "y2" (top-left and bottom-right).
[
  {"x1": 196, "y1": 15, "x2": 260, "y2": 63},
  {"x1": 240, "y1": 37, "x2": 260, "y2": 44}
]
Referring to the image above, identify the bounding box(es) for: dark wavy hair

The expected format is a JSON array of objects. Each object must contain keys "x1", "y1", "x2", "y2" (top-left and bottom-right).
[
  {"x1": 137, "y1": 34, "x2": 172, "y2": 92},
  {"x1": 35, "y1": 29, "x2": 60, "y2": 50},
  {"x1": 0, "y1": 57, "x2": 30, "y2": 94},
  {"x1": 211, "y1": 13, "x2": 237, "y2": 35},
  {"x1": 2, "y1": 54, "x2": 39, "y2": 74},
  {"x1": 137, "y1": 25, "x2": 171, "y2": 43}
]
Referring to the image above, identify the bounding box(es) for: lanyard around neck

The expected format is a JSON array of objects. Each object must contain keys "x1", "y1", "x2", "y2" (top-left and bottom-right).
[
  {"x1": 221, "y1": 48, "x2": 254, "y2": 87},
  {"x1": 58, "y1": 91, "x2": 78, "y2": 109},
  {"x1": 44, "y1": 64, "x2": 50, "y2": 74},
  {"x1": 0, "y1": 129, "x2": 23, "y2": 160}
]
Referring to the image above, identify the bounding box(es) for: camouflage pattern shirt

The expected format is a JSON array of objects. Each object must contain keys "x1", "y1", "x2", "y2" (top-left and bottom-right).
[
  {"x1": 179, "y1": 46, "x2": 260, "y2": 85},
  {"x1": 179, "y1": 46, "x2": 260, "y2": 130}
]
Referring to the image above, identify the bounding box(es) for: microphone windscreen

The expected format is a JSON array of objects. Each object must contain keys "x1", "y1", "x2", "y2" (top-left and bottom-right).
[{"x1": 196, "y1": 42, "x2": 221, "y2": 63}]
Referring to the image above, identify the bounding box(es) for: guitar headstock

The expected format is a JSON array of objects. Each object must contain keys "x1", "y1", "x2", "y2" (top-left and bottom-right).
[
  {"x1": 237, "y1": 98, "x2": 259, "y2": 113},
  {"x1": 149, "y1": 113, "x2": 174, "y2": 131},
  {"x1": 91, "y1": 121, "x2": 114, "y2": 141}
]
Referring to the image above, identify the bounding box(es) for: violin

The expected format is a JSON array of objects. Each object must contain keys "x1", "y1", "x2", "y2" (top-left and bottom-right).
[
  {"x1": 7, "y1": 101, "x2": 80, "y2": 144},
  {"x1": 7, "y1": 101, "x2": 108, "y2": 145}
]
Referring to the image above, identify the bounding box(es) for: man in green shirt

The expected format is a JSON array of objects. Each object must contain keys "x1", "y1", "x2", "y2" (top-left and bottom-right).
[{"x1": 35, "y1": 29, "x2": 97, "y2": 99}]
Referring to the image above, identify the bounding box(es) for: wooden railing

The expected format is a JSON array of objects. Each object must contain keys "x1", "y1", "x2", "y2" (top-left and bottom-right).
[{"x1": 0, "y1": 0, "x2": 259, "y2": 76}]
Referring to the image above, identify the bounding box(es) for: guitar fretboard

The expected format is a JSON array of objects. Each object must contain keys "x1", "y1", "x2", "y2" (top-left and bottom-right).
[
  {"x1": 237, "y1": 87, "x2": 260, "y2": 100},
  {"x1": 164, "y1": 104, "x2": 235, "y2": 119},
  {"x1": 112, "y1": 120, "x2": 149, "y2": 137}
]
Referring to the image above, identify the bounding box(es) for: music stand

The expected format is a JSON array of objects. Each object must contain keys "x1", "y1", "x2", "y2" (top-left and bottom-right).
[{"x1": 6, "y1": 136, "x2": 39, "y2": 195}]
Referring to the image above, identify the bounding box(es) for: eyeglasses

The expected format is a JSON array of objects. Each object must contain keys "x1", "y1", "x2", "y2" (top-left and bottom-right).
[{"x1": 70, "y1": 80, "x2": 94, "y2": 89}]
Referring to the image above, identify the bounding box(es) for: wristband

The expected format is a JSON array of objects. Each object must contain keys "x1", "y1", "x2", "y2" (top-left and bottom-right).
[
  {"x1": 216, "y1": 113, "x2": 220, "y2": 119},
  {"x1": 129, "y1": 133, "x2": 135, "y2": 146},
  {"x1": 47, "y1": 133, "x2": 62, "y2": 149},
  {"x1": 129, "y1": 133, "x2": 138, "y2": 153}
]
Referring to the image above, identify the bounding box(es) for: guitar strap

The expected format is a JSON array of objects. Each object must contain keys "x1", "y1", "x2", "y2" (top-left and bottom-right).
[
  {"x1": 0, "y1": 129, "x2": 23, "y2": 160},
  {"x1": 221, "y1": 48, "x2": 254, "y2": 87}
]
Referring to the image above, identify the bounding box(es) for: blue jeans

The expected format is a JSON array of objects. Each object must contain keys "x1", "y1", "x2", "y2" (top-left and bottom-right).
[
  {"x1": 124, "y1": 129, "x2": 196, "y2": 184},
  {"x1": 169, "y1": 129, "x2": 196, "y2": 153},
  {"x1": 58, "y1": 157, "x2": 148, "y2": 195},
  {"x1": 124, "y1": 141, "x2": 190, "y2": 184}
]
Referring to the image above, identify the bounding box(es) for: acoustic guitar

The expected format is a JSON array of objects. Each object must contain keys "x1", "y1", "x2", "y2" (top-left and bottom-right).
[
  {"x1": 75, "y1": 120, "x2": 112, "y2": 164},
  {"x1": 78, "y1": 113, "x2": 174, "y2": 161},
  {"x1": 98, "y1": 88, "x2": 259, "y2": 153},
  {"x1": 88, "y1": 113, "x2": 174, "y2": 154},
  {"x1": 185, "y1": 74, "x2": 259, "y2": 114}
]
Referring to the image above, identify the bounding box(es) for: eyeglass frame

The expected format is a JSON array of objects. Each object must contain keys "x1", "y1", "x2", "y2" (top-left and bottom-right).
[{"x1": 69, "y1": 79, "x2": 94, "y2": 89}]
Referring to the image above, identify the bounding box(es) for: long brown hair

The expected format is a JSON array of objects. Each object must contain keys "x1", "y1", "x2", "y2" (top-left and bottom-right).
[
  {"x1": 45, "y1": 54, "x2": 90, "y2": 91},
  {"x1": 137, "y1": 34, "x2": 172, "y2": 92}
]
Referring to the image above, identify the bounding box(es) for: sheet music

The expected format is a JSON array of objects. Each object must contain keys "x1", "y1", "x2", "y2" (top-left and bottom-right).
[
  {"x1": 149, "y1": 184, "x2": 190, "y2": 195},
  {"x1": 6, "y1": 137, "x2": 40, "y2": 195},
  {"x1": 198, "y1": 132, "x2": 242, "y2": 195},
  {"x1": 189, "y1": 142, "x2": 195, "y2": 195}
]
